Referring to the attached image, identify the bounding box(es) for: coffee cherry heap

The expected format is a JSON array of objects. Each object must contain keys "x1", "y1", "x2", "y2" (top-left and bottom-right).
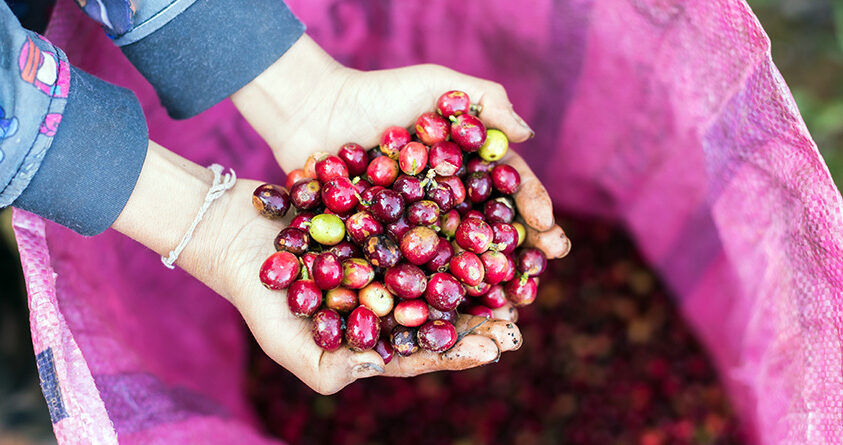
[{"x1": 253, "y1": 90, "x2": 549, "y2": 358}]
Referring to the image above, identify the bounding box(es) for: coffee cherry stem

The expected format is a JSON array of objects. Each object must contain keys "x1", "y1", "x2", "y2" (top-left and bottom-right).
[
  {"x1": 352, "y1": 176, "x2": 361, "y2": 184},
  {"x1": 519, "y1": 273, "x2": 529, "y2": 285},
  {"x1": 455, "y1": 317, "x2": 489, "y2": 344},
  {"x1": 300, "y1": 258, "x2": 310, "y2": 280},
  {"x1": 448, "y1": 115, "x2": 458, "y2": 123}
]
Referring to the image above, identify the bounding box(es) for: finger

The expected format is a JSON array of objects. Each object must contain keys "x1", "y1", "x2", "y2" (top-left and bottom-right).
[
  {"x1": 502, "y1": 150, "x2": 555, "y2": 231},
  {"x1": 525, "y1": 224, "x2": 571, "y2": 259},
  {"x1": 491, "y1": 303, "x2": 519, "y2": 323},
  {"x1": 454, "y1": 315, "x2": 522, "y2": 352},
  {"x1": 383, "y1": 334, "x2": 500, "y2": 377}
]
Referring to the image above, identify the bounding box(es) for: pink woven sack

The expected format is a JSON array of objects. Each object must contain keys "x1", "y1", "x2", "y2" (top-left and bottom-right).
[{"x1": 14, "y1": 0, "x2": 843, "y2": 443}]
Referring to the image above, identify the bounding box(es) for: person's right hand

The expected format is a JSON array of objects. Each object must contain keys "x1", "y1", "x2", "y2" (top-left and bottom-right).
[{"x1": 231, "y1": 35, "x2": 570, "y2": 261}]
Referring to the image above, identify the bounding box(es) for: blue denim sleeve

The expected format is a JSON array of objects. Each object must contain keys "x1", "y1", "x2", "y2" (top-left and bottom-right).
[
  {"x1": 76, "y1": 0, "x2": 306, "y2": 119},
  {"x1": 1, "y1": 3, "x2": 148, "y2": 236}
]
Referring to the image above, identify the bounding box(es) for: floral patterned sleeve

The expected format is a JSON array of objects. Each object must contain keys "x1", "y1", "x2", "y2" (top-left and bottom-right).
[{"x1": 1, "y1": 3, "x2": 148, "y2": 236}]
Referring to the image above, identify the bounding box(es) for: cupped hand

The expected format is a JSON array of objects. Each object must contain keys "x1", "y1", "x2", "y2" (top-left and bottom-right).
[
  {"x1": 206, "y1": 179, "x2": 522, "y2": 395},
  {"x1": 232, "y1": 36, "x2": 570, "y2": 260}
]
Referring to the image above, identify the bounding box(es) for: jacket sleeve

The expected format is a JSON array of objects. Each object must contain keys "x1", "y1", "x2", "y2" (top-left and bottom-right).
[
  {"x1": 1, "y1": 3, "x2": 148, "y2": 236},
  {"x1": 78, "y1": 0, "x2": 306, "y2": 119}
]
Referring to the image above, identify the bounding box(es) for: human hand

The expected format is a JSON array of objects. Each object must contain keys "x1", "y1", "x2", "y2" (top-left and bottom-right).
[
  {"x1": 113, "y1": 143, "x2": 523, "y2": 395},
  {"x1": 231, "y1": 36, "x2": 570, "y2": 260}
]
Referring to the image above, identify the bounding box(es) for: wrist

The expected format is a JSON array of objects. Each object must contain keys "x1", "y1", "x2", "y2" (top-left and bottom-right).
[
  {"x1": 111, "y1": 141, "x2": 233, "y2": 289},
  {"x1": 231, "y1": 35, "x2": 351, "y2": 168}
]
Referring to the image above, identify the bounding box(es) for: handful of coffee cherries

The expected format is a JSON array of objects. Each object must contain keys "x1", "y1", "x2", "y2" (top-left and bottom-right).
[{"x1": 252, "y1": 91, "x2": 548, "y2": 363}]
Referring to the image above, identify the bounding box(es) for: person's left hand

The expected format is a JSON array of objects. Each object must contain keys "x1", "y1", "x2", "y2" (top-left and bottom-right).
[{"x1": 231, "y1": 35, "x2": 570, "y2": 260}]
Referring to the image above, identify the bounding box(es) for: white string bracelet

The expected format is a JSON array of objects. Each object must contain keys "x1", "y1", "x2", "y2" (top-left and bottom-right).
[{"x1": 161, "y1": 164, "x2": 237, "y2": 269}]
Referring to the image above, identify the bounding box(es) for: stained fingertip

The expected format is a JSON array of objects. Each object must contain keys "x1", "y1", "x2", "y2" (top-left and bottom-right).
[{"x1": 443, "y1": 335, "x2": 499, "y2": 365}]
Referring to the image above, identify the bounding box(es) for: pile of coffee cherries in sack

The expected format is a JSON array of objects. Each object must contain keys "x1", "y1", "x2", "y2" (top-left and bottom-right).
[{"x1": 251, "y1": 91, "x2": 548, "y2": 361}]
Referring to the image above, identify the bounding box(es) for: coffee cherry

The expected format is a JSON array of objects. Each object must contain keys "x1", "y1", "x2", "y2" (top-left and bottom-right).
[
  {"x1": 453, "y1": 200, "x2": 472, "y2": 216},
  {"x1": 312, "y1": 308, "x2": 343, "y2": 351},
  {"x1": 417, "y1": 320, "x2": 457, "y2": 352},
  {"x1": 346, "y1": 211, "x2": 383, "y2": 244},
  {"x1": 385, "y1": 214, "x2": 412, "y2": 242},
  {"x1": 484, "y1": 197, "x2": 515, "y2": 224},
  {"x1": 464, "y1": 210, "x2": 485, "y2": 221},
  {"x1": 259, "y1": 251, "x2": 300, "y2": 290},
  {"x1": 329, "y1": 240, "x2": 361, "y2": 261},
  {"x1": 400, "y1": 226, "x2": 439, "y2": 265},
  {"x1": 390, "y1": 326, "x2": 419, "y2": 356},
  {"x1": 362, "y1": 235, "x2": 402, "y2": 268},
  {"x1": 478, "y1": 129, "x2": 509, "y2": 161},
  {"x1": 424, "y1": 273, "x2": 465, "y2": 311},
  {"x1": 325, "y1": 287, "x2": 358, "y2": 313},
  {"x1": 399, "y1": 141, "x2": 429, "y2": 175},
  {"x1": 491, "y1": 222, "x2": 518, "y2": 254},
  {"x1": 465, "y1": 172, "x2": 493, "y2": 204},
  {"x1": 380, "y1": 126, "x2": 411, "y2": 158},
  {"x1": 428, "y1": 141, "x2": 462, "y2": 176},
  {"x1": 480, "y1": 250, "x2": 509, "y2": 285},
  {"x1": 316, "y1": 155, "x2": 349, "y2": 183},
  {"x1": 512, "y1": 221, "x2": 527, "y2": 247},
  {"x1": 367, "y1": 156, "x2": 400, "y2": 187},
  {"x1": 426, "y1": 183, "x2": 454, "y2": 211},
  {"x1": 406, "y1": 200, "x2": 440, "y2": 226},
  {"x1": 253, "y1": 184, "x2": 291, "y2": 219},
  {"x1": 313, "y1": 252, "x2": 343, "y2": 290},
  {"x1": 436, "y1": 175, "x2": 466, "y2": 205},
  {"x1": 437, "y1": 90, "x2": 470, "y2": 118},
  {"x1": 274, "y1": 227, "x2": 309, "y2": 255},
  {"x1": 517, "y1": 247, "x2": 547, "y2": 277},
  {"x1": 392, "y1": 175, "x2": 425, "y2": 203},
  {"x1": 346, "y1": 306, "x2": 380, "y2": 351},
  {"x1": 338, "y1": 142, "x2": 369, "y2": 177},
  {"x1": 370, "y1": 189, "x2": 405, "y2": 223},
  {"x1": 301, "y1": 251, "x2": 318, "y2": 278},
  {"x1": 289, "y1": 211, "x2": 315, "y2": 231},
  {"x1": 465, "y1": 281, "x2": 491, "y2": 297},
  {"x1": 285, "y1": 169, "x2": 308, "y2": 189},
  {"x1": 491, "y1": 164, "x2": 521, "y2": 194},
  {"x1": 322, "y1": 177, "x2": 359, "y2": 214},
  {"x1": 415, "y1": 112, "x2": 450, "y2": 145},
  {"x1": 425, "y1": 237, "x2": 454, "y2": 273},
  {"x1": 352, "y1": 177, "x2": 371, "y2": 194},
  {"x1": 466, "y1": 157, "x2": 497, "y2": 175},
  {"x1": 450, "y1": 114, "x2": 486, "y2": 152},
  {"x1": 393, "y1": 299, "x2": 430, "y2": 327},
  {"x1": 309, "y1": 214, "x2": 346, "y2": 246},
  {"x1": 380, "y1": 313, "x2": 399, "y2": 337},
  {"x1": 357, "y1": 185, "x2": 384, "y2": 212},
  {"x1": 505, "y1": 277, "x2": 537, "y2": 306},
  {"x1": 341, "y1": 258, "x2": 375, "y2": 289},
  {"x1": 428, "y1": 306, "x2": 458, "y2": 324},
  {"x1": 288, "y1": 279, "x2": 322, "y2": 317},
  {"x1": 359, "y1": 282, "x2": 395, "y2": 317},
  {"x1": 455, "y1": 218, "x2": 494, "y2": 253},
  {"x1": 290, "y1": 179, "x2": 322, "y2": 210},
  {"x1": 439, "y1": 209, "x2": 461, "y2": 239},
  {"x1": 450, "y1": 251, "x2": 485, "y2": 286},
  {"x1": 303, "y1": 152, "x2": 329, "y2": 178},
  {"x1": 502, "y1": 254, "x2": 517, "y2": 282},
  {"x1": 464, "y1": 305, "x2": 494, "y2": 319},
  {"x1": 384, "y1": 263, "x2": 427, "y2": 299},
  {"x1": 374, "y1": 338, "x2": 394, "y2": 364},
  {"x1": 480, "y1": 284, "x2": 507, "y2": 309}
]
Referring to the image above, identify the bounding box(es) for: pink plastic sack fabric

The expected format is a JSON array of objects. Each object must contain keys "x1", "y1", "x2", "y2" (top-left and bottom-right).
[{"x1": 13, "y1": 0, "x2": 843, "y2": 443}]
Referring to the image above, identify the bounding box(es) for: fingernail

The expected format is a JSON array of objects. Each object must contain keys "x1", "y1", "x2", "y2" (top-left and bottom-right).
[
  {"x1": 511, "y1": 109, "x2": 534, "y2": 136},
  {"x1": 351, "y1": 363, "x2": 384, "y2": 378},
  {"x1": 559, "y1": 236, "x2": 572, "y2": 258}
]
